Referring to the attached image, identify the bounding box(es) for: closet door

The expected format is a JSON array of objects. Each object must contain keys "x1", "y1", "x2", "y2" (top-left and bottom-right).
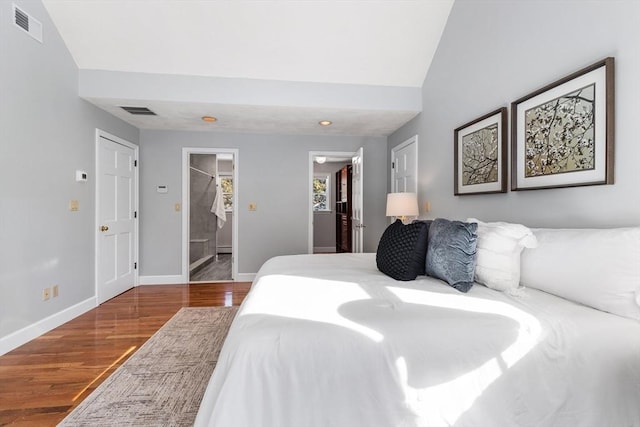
[{"x1": 96, "y1": 136, "x2": 137, "y2": 303}]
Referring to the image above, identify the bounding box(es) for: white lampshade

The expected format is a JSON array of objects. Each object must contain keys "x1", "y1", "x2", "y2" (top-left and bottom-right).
[{"x1": 386, "y1": 192, "x2": 419, "y2": 218}]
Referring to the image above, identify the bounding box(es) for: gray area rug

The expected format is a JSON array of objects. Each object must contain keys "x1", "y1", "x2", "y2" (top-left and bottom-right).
[{"x1": 59, "y1": 306, "x2": 238, "y2": 427}]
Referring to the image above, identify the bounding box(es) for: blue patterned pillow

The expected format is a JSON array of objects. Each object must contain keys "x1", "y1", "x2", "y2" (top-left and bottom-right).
[
  {"x1": 376, "y1": 219, "x2": 430, "y2": 281},
  {"x1": 426, "y1": 218, "x2": 478, "y2": 292}
]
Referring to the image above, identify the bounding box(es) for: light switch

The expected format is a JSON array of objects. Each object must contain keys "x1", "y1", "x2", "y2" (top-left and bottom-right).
[
  {"x1": 69, "y1": 200, "x2": 79, "y2": 211},
  {"x1": 248, "y1": 203, "x2": 257, "y2": 211},
  {"x1": 174, "y1": 203, "x2": 181, "y2": 212},
  {"x1": 75, "y1": 170, "x2": 88, "y2": 182},
  {"x1": 424, "y1": 201, "x2": 431, "y2": 212}
]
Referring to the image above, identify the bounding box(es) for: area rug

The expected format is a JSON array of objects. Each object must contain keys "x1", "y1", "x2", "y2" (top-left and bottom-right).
[{"x1": 58, "y1": 306, "x2": 238, "y2": 427}]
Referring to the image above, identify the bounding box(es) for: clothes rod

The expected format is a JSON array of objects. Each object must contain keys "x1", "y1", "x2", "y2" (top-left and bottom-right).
[{"x1": 190, "y1": 166, "x2": 215, "y2": 180}]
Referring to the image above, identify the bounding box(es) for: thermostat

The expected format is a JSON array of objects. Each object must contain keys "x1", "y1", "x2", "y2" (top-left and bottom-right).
[{"x1": 75, "y1": 170, "x2": 88, "y2": 182}]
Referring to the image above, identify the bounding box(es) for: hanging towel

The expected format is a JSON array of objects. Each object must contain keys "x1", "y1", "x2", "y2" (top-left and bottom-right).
[{"x1": 211, "y1": 183, "x2": 227, "y2": 229}]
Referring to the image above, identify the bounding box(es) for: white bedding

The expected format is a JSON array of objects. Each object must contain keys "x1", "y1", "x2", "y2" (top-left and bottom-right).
[{"x1": 195, "y1": 253, "x2": 640, "y2": 427}]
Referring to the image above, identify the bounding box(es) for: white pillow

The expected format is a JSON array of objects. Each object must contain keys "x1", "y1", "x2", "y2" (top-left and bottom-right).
[
  {"x1": 520, "y1": 227, "x2": 640, "y2": 321},
  {"x1": 467, "y1": 218, "x2": 537, "y2": 292}
]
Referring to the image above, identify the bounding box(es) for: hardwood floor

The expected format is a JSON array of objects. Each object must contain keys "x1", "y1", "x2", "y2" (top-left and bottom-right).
[{"x1": 0, "y1": 282, "x2": 250, "y2": 426}]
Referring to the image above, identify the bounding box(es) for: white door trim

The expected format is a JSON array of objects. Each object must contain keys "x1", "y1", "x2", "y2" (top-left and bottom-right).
[
  {"x1": 94, "y1": 129, "x2": 139, "y2": 303},
  {"x1": 181, "y1": 147, "x2": 239, "y2": 282},
  {"x1": 390, "y1": 135, "x2": 418, "y2": 192},
  {"x1": 308, "y1": 150, "x2": 359, "y2": 254}
]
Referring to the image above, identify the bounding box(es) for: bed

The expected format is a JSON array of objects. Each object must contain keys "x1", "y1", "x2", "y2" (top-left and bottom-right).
[{"x1": 195, "y1": 247, "x2": 640, "y2": 427}]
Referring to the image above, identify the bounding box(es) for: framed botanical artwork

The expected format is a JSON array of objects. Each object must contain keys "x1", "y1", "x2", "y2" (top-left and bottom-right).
[
  {"x1": 511, "y1": 57, "x2": 614, "y2": 191},
  {"x1": 454, "y1": 107, "x2": 508, "y2": 195}
]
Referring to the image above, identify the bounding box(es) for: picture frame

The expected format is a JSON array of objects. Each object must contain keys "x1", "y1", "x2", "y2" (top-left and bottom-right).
[
  {"x1": 454, "y1": 107, "x2": 508, "y2": 195},
  {"x1": 511, "y1": 57, "x2": 614, "y2": 191}
]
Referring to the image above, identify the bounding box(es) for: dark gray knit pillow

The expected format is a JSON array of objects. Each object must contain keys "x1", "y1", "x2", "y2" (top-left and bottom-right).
[
  {"x1": 376, "y1": 219, "x2": 430, "y2": 281},
  {"x1": 426, "y1": 218, "x2": 478, "y2": 292}
]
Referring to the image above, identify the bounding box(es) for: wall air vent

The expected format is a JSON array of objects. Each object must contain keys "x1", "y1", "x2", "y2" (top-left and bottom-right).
[
  {"x1": 13, "y1": 4, "x2": 43, "y2": 43},
  {"x1": 120, "y1": 106, "x2": 157, "y2": 116}
]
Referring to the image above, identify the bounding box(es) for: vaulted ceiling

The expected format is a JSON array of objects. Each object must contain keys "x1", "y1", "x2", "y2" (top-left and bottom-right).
[{"x1": 42, "y1": 0, "x2": 454, "y2": 136}]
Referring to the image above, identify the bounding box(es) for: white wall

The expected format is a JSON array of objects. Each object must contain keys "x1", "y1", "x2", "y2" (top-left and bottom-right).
[
  {"x1": 139, "y1": 131, "x2": 387, "y2": 278},
  {"x1": 0, "y1": 1, "x2": 139, "y2": 347},
  {"x1": 389, "y1": 0, "x2": 640, "y2": 227}
]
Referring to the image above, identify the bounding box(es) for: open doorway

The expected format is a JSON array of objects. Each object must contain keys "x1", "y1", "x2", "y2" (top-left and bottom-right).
[
  {"x1": 308, "y1": 150, "x2": 364, "y2": 254},
  {"x1": 182, "y1": 148, "x2": 238, "y2": 283}
]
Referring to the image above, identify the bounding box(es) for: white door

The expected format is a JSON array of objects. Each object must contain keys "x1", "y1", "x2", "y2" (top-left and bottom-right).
[
  {"x1": 351, "y1": 147, "x2": 364, "y2": 253},
  {"x1": 391, "y1": 135, "x2": 418, "y2": 193},
  {"x1": 96, "y1": 134, "x2": 137, "y2": 303}
]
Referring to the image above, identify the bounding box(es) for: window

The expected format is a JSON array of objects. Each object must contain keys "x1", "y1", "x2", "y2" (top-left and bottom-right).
[
  {"x1": 313, "y1": 174, "x2": 331, "y2": 212},
  {"x1": 220, "y1": 175, "x2": 233, "y2": 211}
]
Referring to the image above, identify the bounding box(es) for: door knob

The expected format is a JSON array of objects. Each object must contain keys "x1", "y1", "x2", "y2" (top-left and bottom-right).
[{"x1": 100, "y1": 225, "x2": 109, "y2": 232}]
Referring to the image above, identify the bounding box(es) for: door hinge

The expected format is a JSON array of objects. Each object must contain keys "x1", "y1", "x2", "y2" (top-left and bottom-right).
[
  {"x1": 134, "y1": 160, "x2": 138, "y2": 167},
  {"x1": 134, "y1": 262, "x2": 137, "y2": 269},
  {"x1": 392, "y1": 161, "x2": 395, "y2": 169},
  {"x1": 134, "y1": 211, "x2": 137, "y2": 218}
]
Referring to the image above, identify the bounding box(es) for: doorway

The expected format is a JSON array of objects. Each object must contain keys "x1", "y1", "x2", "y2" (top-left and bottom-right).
[
  {"x1": 182, "y1": 148, "x2": 238, "y2": 283},
  {"x1": 308, "y1": 149, "x2": 364, "y2": 254}
]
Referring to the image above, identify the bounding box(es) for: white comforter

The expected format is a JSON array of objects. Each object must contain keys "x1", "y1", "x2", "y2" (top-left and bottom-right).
[{"x1": 195, "y1": 253, "x2": 640, "y2": 427}]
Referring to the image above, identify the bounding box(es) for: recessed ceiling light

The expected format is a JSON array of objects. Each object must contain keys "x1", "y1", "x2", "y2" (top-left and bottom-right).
[
  {"x1": 202, "y1": 116, "x2": 217, "y2": 123},
  {"x1": 319, "y1": 120, "x2": 332, "y2": 126}
]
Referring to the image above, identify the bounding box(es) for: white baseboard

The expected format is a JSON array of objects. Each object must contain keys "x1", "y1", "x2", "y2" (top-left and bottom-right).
[
  {"x1": 217, "y1": 245, "x2": 232, "y2": 254},
  {"x1": 140, "y1": 274, "x2": 256, "y2": 284},
  {"x1": 236, "y1": 273, "x2": 256, "y2": 282},
  {"x1": 0, "y1": 297, "x2": 96, "y2": 356},
  {"x1": 314, "y1": 246, "x2": 336, "y2": 253},
  {"x1": 139, "y1": 275, "x2": 185, "y2": 285}
]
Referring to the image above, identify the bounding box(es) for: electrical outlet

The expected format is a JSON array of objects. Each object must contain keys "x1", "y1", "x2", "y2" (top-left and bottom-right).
[
  {"x1": 424, "y1": 201, "x2": 431, "y2": 212},
  {"x1": 69, "y1": 199, "x2": 79, "y2": 211},
  {"x1": 52, "y1": 285, "x2": 59, "y2": 298},
  {"x1": 248, "y1": 203, "x2": 257, "y2": 211},
  {"x1": 174, "y1": 203, "x2": 181, "y2": 212},
  {"x1": 43, "y1": 288, "x2": 51, "y2": 301}
]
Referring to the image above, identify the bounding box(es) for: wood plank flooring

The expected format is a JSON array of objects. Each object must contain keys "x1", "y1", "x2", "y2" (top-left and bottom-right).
[{"x1": 0, "y1": 282, "x2": 250, "y2": 426}]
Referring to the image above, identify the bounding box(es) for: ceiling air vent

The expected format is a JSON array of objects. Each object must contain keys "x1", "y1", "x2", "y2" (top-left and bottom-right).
[
  {"x1": 120, "y1": 106, "x2": 157, "y2": 116},
  {"x1": 13, "y1": 4, "x2": 42, "y2": 43}
]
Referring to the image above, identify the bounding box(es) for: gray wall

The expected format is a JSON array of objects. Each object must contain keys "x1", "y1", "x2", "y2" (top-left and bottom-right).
[
  {"x1": 189, "y1": 154, "x2": 217, "y2": 261},
  {"x1": 139, "y1": 131, "x2": 387, "y2": 276},
  {"x1": 216, "y1": 213, "x2": 233, "y2": 252},
  {"x1": 0, "y1": 1, "x2": 139, "y2": 339},
  {"x1": 389, "y1": 0, "x2": 640, "y2": 228}
]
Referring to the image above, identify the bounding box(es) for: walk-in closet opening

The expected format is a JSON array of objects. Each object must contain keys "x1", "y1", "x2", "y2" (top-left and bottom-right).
[{"x1": 188, "y1": 152, "x2": 235, "y2": 282}]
